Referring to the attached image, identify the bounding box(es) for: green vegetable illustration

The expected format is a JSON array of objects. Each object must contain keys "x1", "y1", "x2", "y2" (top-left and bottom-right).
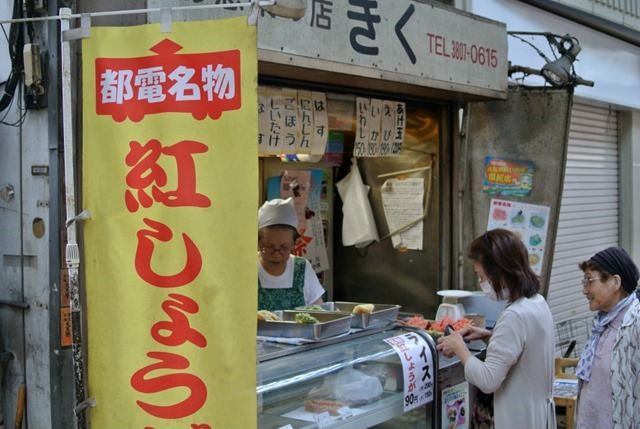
[
  {"x1": 531, "y1": 215, "x2": 545, "y2": 228},
  {"x1": 529, "y1": 234, "x2": 542, "y2": 246},
  {"x1": 511, "y1": 210, "x2": 525, "y2": 224}
]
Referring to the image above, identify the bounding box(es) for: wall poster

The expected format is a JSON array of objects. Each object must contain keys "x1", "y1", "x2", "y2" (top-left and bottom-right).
[{"x1": 487, "y1": 198, "x2": 550, "y2": 275}]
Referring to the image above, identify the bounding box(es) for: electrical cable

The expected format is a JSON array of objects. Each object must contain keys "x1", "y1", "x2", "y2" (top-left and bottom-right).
[{"x1": 0, "y1": 0, "x2": 25, "y2": 114}]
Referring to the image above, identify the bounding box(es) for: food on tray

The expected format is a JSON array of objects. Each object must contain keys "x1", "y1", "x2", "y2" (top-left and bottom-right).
[
  {"x1": 257, "y1": 310, "x2": 281, "y2": 321},
  {"x1": 298, "y1": 305, "x2": 326, "y2": 311},
  {"x1": 430, "y1": 316, "x2": 473, "y2": 333},
  {"x1": 405, "y1": 315, "x2": 430, "y2": 329},
  {"x1": 295, "y1": 312, "x2": 320, "y2": 324},
  {"x1": 352, "y1": 303, "x2": 375, "y2": 314},
  {"x1": 304, "y1": 399, "x2": 346, "y2": 415}
]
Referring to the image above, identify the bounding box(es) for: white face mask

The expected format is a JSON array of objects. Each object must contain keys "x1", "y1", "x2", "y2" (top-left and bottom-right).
[{"x1": 480, "y1": 279, "x2": 509, "y2": 301}]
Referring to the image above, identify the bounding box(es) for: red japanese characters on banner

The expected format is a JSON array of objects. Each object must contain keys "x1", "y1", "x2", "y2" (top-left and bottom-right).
[
  {"x1": 126, "y1": 140, "x2": 209, "y2": 426},
  {"x1": 125, "y1": 139, "x2": 212, "y2": 213},
  {"x1": 95, "y1": 39, "x2": 241, "y2": 122}
]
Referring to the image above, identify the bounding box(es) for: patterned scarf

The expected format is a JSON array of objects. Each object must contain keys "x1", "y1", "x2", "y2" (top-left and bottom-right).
[{"x1": 576, "y1": 293, "x2": 637, "y2": 381}]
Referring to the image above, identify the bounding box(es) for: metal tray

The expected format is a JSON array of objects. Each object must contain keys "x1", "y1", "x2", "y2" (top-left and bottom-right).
[
  {"x1": 297, "y1": 302, "x2": 401, "y2": 329},
  {"x1": 257, "y1": 310, "x2": 353, "y2": 340}
]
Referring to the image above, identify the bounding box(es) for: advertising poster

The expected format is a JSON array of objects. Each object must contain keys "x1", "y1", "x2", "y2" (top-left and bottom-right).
[
  {"x1": 487, "y1": 198, "x2": 550, "y2": 275},
  {"x1": 82, "y1": 18, "x2": 258, "y2": 429},
  {"x1": 441, "y1": 382, "x2": 469, "y2": 429},
  {"x1": 267, "y1": 169, "x2": 330, "y2": 273},
  {"x1": 483, "y1": 157, "x2": 534, "y2": 197}
]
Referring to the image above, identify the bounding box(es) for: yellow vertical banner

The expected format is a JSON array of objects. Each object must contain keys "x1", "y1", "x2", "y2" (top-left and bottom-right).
[{"x1": 82, "y1": 17, "x2": 257, "y2": 429}]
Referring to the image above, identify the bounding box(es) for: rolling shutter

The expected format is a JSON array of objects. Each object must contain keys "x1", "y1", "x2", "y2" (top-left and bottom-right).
[{"x1": 547, "y1": 102, "x2": 619, "y2": 355}]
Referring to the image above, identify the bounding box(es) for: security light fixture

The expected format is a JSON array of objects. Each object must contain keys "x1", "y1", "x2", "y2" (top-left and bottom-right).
[
  {"x1": 541, "y1": 35, "x2": 582, "y2": 87},
  {"x1": 507, "y1": 32, "x2": 593, "y2": 88},
  {"x1": 261, "y1": 0, "x2": 307, "y2": 21}
]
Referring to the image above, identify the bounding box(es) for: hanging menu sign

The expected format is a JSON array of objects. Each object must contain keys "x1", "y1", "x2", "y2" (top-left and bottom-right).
[
  {"x1": 384, "y1": 333, "x2": 434, "y2": 412},
  {"x1": 258, "y1": 86, "x2": 329, "y2": 156},
  {"x1": 354, "y1": 97, "x2": 406, "y2": 157}
]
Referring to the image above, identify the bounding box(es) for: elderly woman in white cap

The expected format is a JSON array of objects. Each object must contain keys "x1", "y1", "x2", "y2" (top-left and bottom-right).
[
  {"x1": 576, "y1": 246, "x2": 640, "y2": 429},
  {"x1": 257, "y1": 198, "x2": 325, "y2": 311}
]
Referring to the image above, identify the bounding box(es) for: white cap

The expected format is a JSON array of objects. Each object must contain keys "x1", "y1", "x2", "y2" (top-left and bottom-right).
[{"x1": 258, "y1": 197, "x2": 298, "y2": 230}]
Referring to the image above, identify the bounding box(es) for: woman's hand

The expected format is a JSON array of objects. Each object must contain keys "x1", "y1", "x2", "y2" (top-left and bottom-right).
[
  {"x1": 456, "y1": 325, "x2": 492, "y2": 343},
  {"x1": 436, "y1": 331, "x2": 467, "y2": 358}
]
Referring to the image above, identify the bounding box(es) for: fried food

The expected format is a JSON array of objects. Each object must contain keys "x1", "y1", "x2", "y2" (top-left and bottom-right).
[
  {"x1": 257, "y1": 310, "x2": 282, "y2": 321},
  {"x1": 352, "y1": 304, "x2": 375, "y2": 314},
  {"x1": 304, "y1": 399, "x2": 346, "y2": 415}
]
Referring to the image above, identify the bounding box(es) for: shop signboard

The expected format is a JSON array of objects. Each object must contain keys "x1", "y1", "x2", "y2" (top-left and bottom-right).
[
  {"x1": 82, "y1": 17, "x2": 258, "y2": 429},
  {"x1": 152, "y1": 0, "x2": 508, "y2": 99}
]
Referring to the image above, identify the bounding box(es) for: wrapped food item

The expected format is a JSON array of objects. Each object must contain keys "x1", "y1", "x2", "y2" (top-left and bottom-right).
[
  {"x1": 257, "y1": 310, "x2": 282, "y2": 321},
  {"x1": 352, "y1": 304, "x2": 375, "y2": 314},
  {"x1": 307, "y1": 369, "x2": 383, "y2": 407},
  {"x1": 295, "y1": 312, "x2": 319, "y2": 324},
  {"x1": 304, "y1": 399, "x2": 346, "y2": 415}
]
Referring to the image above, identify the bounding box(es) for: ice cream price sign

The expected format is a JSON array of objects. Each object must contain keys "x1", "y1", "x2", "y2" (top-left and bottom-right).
[
  {"x1": 384, "y1": 333, "x2": 434, "y2": 411},
  {"x1": 487, "y1": 198, "x2": 550, "y2": 275}
]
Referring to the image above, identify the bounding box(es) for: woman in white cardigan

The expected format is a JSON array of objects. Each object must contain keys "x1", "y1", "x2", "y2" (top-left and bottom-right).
[{"x1": 437, "y1": 228, "x2": 556, "y2": 429}]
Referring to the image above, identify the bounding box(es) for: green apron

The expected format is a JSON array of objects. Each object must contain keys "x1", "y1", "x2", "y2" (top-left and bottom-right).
[{"x1": 258, "y1": 257, "x2": 307, "y2": 312}]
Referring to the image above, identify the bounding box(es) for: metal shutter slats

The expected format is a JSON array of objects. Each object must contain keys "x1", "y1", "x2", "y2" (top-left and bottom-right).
[{"x1": 548, "y1": 101, "x2": 619, "y2": 356}]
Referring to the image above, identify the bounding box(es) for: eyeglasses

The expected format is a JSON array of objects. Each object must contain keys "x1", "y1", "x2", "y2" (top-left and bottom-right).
[
  {"x1": 260, "y1": 243, "x2": 295, "y2": 254},
  {"x1": 581, "y1": 277, "x2": 601, "y2": 287}
]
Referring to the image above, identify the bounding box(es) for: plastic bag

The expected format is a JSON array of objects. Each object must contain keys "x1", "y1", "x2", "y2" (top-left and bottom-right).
[
  {"x1": 308, "y1": 369, "x2": 384, "y2": 406},
  {"x1": 335, "y1": 158, "x2": 379, "y2": 248}
]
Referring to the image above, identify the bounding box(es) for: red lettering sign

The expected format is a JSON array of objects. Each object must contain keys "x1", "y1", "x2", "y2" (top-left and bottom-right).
[
  {"x1": 125, "y1": 139, "x2": 212, "y2": 213},
  {"x1": 95, "y1": 39, "x2": 241, "y2": 122},
  {"x1": 131, "y1": 351, "x2": 207, "y2": 419},
  {"x1": 151, "y1": 293, "x2": 207, "y2": 348},
  {"x1": 135, "y1": 218, "x2": 202, "y2": 287}
]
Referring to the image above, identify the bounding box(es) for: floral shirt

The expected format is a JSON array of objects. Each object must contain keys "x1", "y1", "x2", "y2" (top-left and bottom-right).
[{"x1": 611, "y1": 297, "x2": 640, "y2": 429}]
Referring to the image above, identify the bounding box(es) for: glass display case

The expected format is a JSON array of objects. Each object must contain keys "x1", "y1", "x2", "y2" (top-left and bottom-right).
[{"x1": 256, "y1": 325, "x2": 439, "y2": 429}]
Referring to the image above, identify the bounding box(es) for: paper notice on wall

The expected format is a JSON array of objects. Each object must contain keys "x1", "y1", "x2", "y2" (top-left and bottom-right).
[
  {"x1": 297, "y1": 90, "x2": 313, "y2": 154},
  {"x1": 266, "y1": 86, "x2": 285, "y2": 154},
  {"x1": 258, "y1": 86, "x2": 269, "y2": 154},
  {"x1": 365, "y1": 98, "x2": 382, "y2": 157},
  {"x1": 311, "y1": 91, "x2": 328, "y2": 156},
  {"x1": 487, "y1": 198, "x2": 550, "y2": 275},
  {"x1": 282, "y1": 87, "x2": 301, "y2": 154},
  {"x1": 381, "y1": 178, "x2": 424, "y2": 250},
  {"x1": 379, "y1": 100, "x2": 395, "y2": 156},
  {"x1": 353, "y1": 97, "x2": 370, "y2": 157},
  {"x1": 392, "y1": 102, "x2": 406, "y2": 155},
  {"x1": 258, "y1": 87, "x2": 329, "y2": 156}
]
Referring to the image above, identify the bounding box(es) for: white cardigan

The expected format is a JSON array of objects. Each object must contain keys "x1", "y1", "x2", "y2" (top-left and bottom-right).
[{"x1": 464, "y1": 294, "x2": 556, "y2": 429}]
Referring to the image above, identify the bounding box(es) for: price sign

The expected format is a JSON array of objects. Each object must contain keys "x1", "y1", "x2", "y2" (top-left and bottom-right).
[
  {"x1": 337, "y1": 406, "x2": 353, "y2": 420},
  {"x1": 313, "y1": 411, "x2": 334, "y2": 428},
  {"x1": 384, "y1": 333, "x2": 434, "y2": 411}
]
